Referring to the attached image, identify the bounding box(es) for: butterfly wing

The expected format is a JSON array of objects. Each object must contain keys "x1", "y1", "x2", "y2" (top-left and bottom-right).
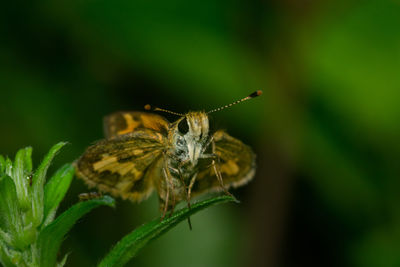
[
  {"x1": 192, "y1": 130, "x2": 256, "y2": 196},
  {"x1": 103, "y1": 111, "x2": 170, "y2": 138},
  {"x1": 75, "y1": 129, "x2": 166, "y2": 202}
]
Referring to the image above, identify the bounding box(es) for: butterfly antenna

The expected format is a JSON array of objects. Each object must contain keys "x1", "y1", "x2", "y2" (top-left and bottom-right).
[
  {"x1": 144, "y1": 104, "x2": 184, "y2": 116},
  {"x1": 207, "y1": 90, "x2": 263, "y2": 114}
]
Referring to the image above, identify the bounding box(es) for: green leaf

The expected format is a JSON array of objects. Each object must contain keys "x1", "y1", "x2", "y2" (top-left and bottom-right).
[
  {"x1": 0, "y1": 239, "x2": 16, "y2": 267},
  {"x1": 32, "y1": 142, "x2": 67, "y2": 190},
  {"x1": 13, "y1": 147, "x2": 32, "y2": 210},
  {"x1": 0, "y1": 175, "x2": 23, "y2": 248},
  {"x1": 98, "y1": 195, "x2": 237, "y2": 267},
  {"x1": 23, "y1": 147, "x2": 33, "y2": 174},
  {"x1": 4, "y1": 158, "x2": 13, "y2": 177},
  {"x1": 0, "y1": 175, "x2": 20, "y2": 231},
  {"x1": 56, "y1": 253, "x2": 69, "y2": 267},
  {"x1": 37, "y1": 195, "x2": 115, "y2": 267},
  {"x1": 0, "y1": 229, "x2": 12, "y2": 245},
  {"x1": 0, "y1": 155, "x2": 5, "y2": 174},
  {"x1": 42, "y1": 164, "x2": 75, "y2": 227},
  {"x1": 31, "y1": 142, "x2": 67, "y2": 227}
]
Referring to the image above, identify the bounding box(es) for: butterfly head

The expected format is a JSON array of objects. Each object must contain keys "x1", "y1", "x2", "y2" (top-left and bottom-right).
[{"x1": 172, "y1": 111, "x2": 209, "y2": 166}]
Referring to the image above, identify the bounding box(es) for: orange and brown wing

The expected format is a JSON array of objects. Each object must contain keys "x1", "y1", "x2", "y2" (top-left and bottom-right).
[
  {"x1": 103, "y1": 111, "x2": 170, "y2": 138},
  {"x1": 74, "y1": 129, "x2": 165, "y2": 202},
  {"x1": 192, "y1": 130, "x2": 256, "y2": 196}
]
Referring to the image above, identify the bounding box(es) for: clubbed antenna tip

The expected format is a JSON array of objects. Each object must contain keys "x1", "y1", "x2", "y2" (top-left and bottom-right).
[{"x1": 249, "y1": 90, "x2": 263, "y2": 98}]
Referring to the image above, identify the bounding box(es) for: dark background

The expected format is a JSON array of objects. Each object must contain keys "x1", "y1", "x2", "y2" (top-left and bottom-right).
[{"x1": 1, "y1": 0, "x2": 400, "y2": 266}]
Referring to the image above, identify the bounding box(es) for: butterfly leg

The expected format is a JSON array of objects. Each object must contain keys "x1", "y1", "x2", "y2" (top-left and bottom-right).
[
  {"x1": 175, "y1": 167, "x2": 193, "y2": 230},
  {"x1": 212, "y1": 161, "x2": 234, "y2": 197},
  {"x1": 165, "y1": 168, "x2": 177, "y2": 218},
  {"x1": 162, "y1": 155, "x2": 177, "y2": 218},
  {"x1": 201, "y1": 136, "x2": 214, "y2": 154},
  {"x1": 168, "y1": 181, "x2": 176, "y2": 218},
  {"x1": 184, "y1": 173, "x2": 199, "y2": 230},
  {"x1": 211, "y1": 141, "x2": 234, "y2": 198},
  {"x1": 161, "y1": 167, "x2": 170, "y2": 221},
  {"x1": 187, "y1": 173, "x2": 197, "y2": 205}
]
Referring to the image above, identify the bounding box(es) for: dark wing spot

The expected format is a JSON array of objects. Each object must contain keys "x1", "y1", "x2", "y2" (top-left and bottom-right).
[
  {"x1": 130, "y1": 175, "x2": 146, "y2": 193},
  {"x1": 98, "y1": 171, "x2": 121, "y2": 187}
]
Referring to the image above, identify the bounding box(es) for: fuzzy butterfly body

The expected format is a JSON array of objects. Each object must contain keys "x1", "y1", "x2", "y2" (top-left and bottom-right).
[{"x1": 75, "y1": 91, "x2": 260, "y2": 217}]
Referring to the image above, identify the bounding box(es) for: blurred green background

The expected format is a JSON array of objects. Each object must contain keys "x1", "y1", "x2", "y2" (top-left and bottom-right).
[{"x1": 1, "y1": 0, "x2": 400, "y2": 266}]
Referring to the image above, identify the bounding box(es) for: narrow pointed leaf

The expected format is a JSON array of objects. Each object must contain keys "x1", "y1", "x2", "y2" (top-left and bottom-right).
[
  {"x1": 37, "y1": 196, "x2": 115, "y2": 267},
  {"x1": 32, "y1": 142, "x2": 67, "y2": 227},
  {"x1": 32, "y1": 142, "x2": 67, "y2": 189},
  {"x1": 4, "y1": 158, "x2": 12, "y2": 177},
  {"x1": 13, "y1": 147, "x2": 31, "y2": 210},
  {"x1": 98, "y1": 195, "x2": 237, "y2": 267},
  {"x1": 43, "y1": 164, "x2": 75, "y2": 226},
  {"x1": 23, "y1": 147, "x2": 32, "y2": 174},
  {"x1": 0, "y1": 229, "x2": 13, "y2": 245},
  {"x1": 0, "y1": 155, "x2": 5, "y2": 174},
  {"x1": 0, "y1": 175, "x2": 20, "y2": 231},
  {"x1": 57, "y1": 253, "x2": 69, "y2": 267},
  {"x1": 0, "y1": 239, "x2": 15, "y2": 267},
  {"x1": 0, "y1": 176, "x2": 23, "y2": 248}
]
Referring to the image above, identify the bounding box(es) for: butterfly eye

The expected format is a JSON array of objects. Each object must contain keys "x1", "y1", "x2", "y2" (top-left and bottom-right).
[{"x1": 178, "y1": 117, "x2": 189, "y2": 134}]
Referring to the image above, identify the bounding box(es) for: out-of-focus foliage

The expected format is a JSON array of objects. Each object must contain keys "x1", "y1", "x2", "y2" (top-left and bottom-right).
[{"x1": 1, "y1": 0, "x2": 399, "y2": 266}]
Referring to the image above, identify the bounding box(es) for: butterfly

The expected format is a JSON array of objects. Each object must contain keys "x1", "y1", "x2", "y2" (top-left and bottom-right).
[{"x1": 74, "y1": 91, "x2": 261, "y2": 225}]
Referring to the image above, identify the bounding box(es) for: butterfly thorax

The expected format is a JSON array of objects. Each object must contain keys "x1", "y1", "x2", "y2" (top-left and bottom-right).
[{"x1": 166, "y1": 111, "x2": 210, "y2": 183}]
